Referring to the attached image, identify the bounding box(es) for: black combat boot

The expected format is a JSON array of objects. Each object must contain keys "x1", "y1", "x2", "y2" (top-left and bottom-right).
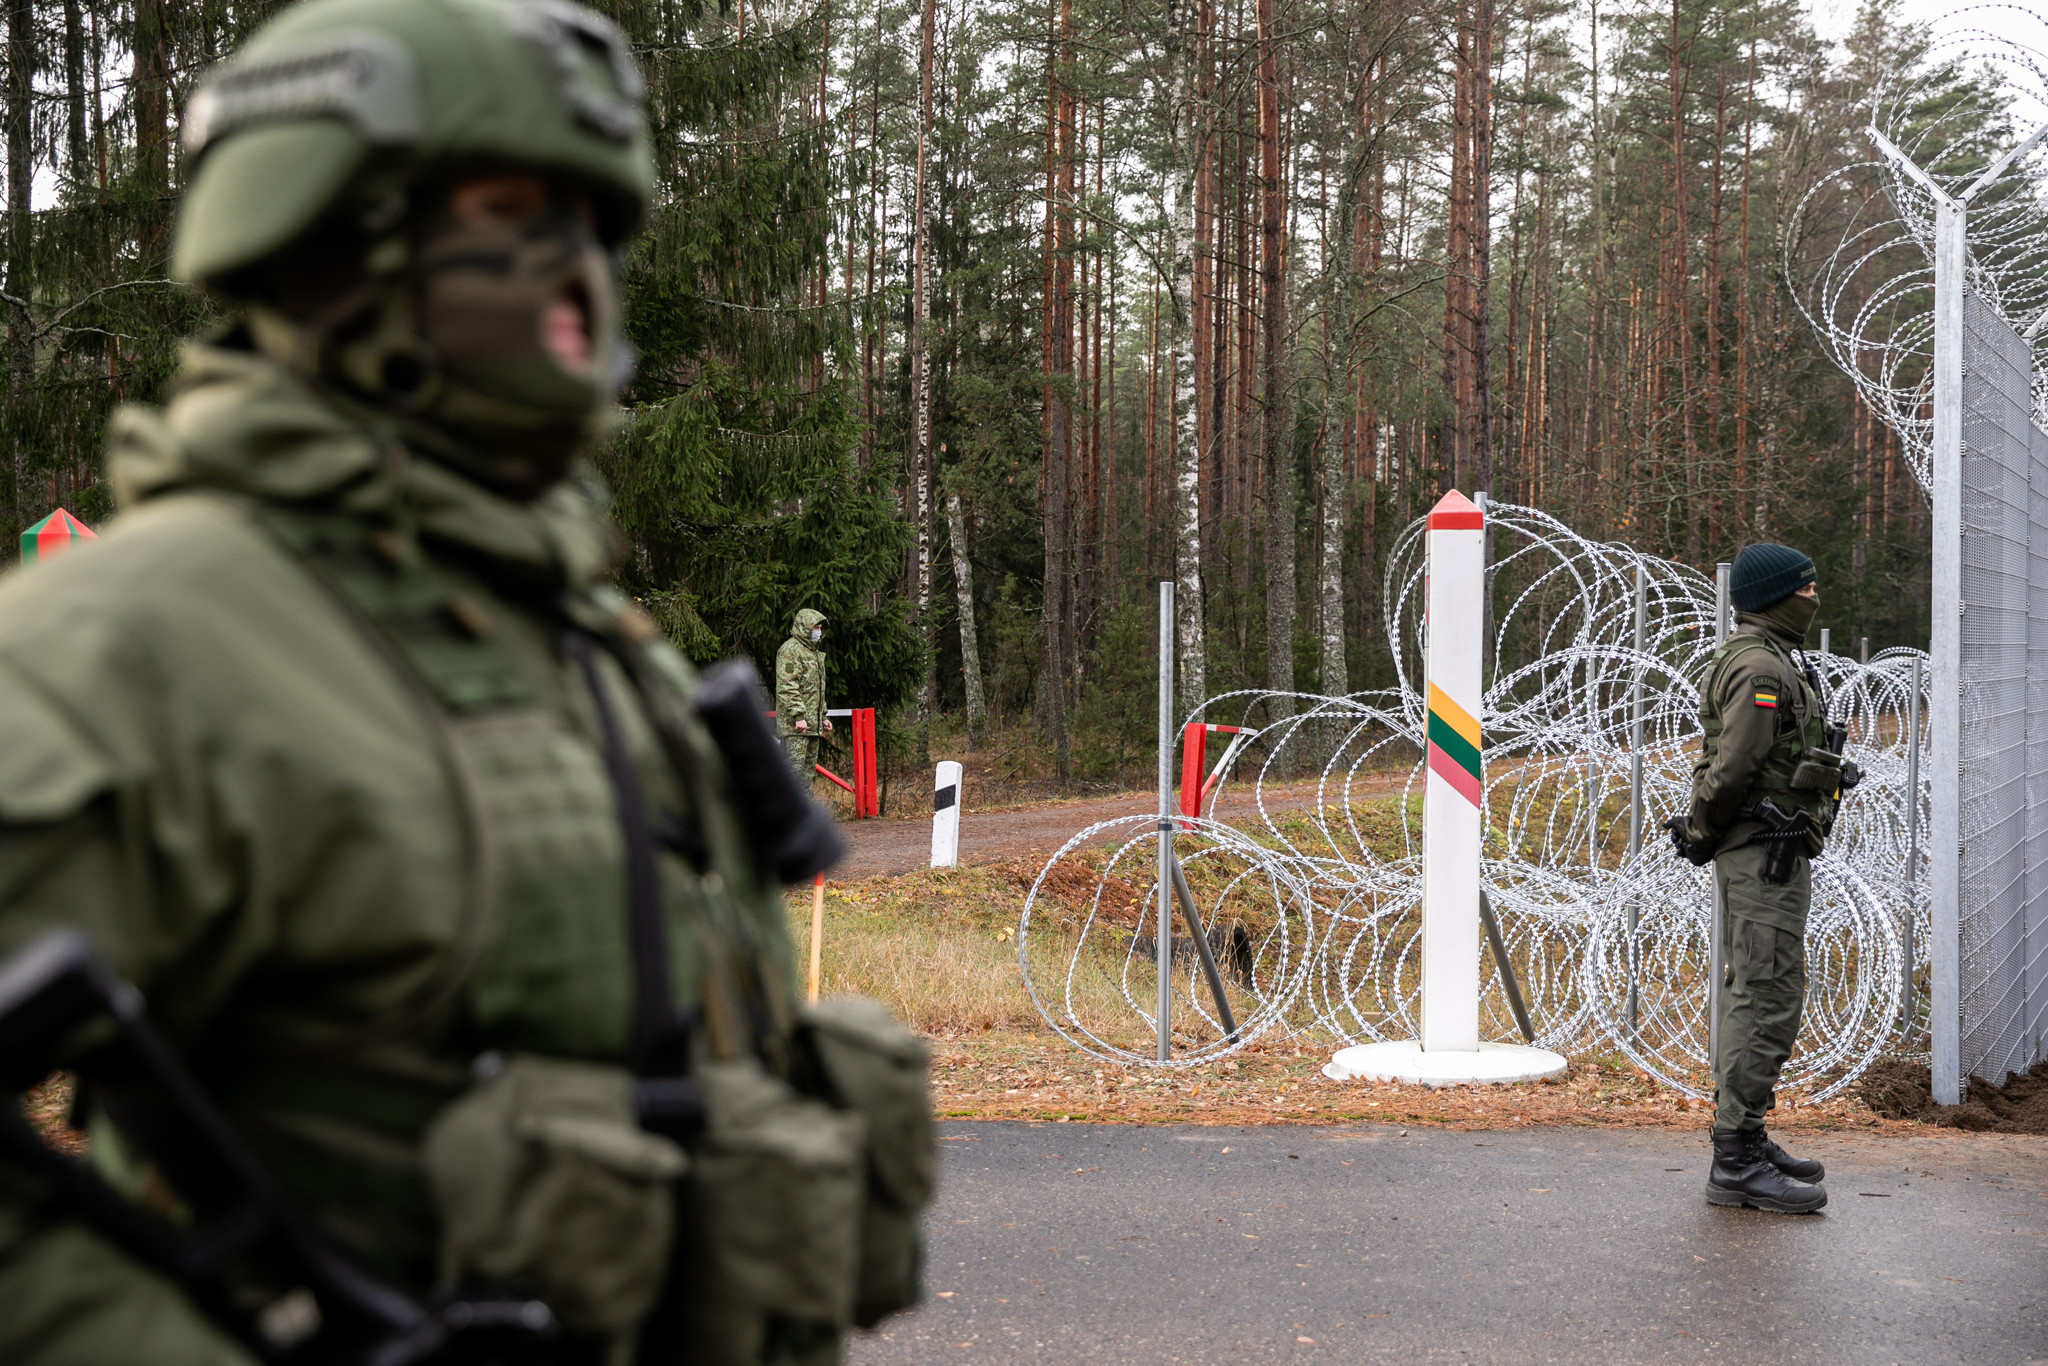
[
  {"x1": 1755, "y1": 1129, "x2": 1824, "y2": 1182},
  {"x1": 1705, "y1": 1128, "x2": 1828, "y2": 1213}
]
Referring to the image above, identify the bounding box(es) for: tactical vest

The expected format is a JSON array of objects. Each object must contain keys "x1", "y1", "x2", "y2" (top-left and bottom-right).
[
  {"x1": 1699, "y1": 631, "x2": 1838, "y2": 829},
  {"x1": 227, "y1": 501, "x2": 932, "y2": 1351}
]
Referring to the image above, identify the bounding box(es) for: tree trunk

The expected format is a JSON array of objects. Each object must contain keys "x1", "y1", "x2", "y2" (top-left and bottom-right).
[
  {"x1": 1164, "y1": 0, "x2": 1205, "y2": 714},
  {"x1": 1469, "y1": 0, "x2": 1494, "y2": 499},
  {"x1": 7, "y1": 0, "x2": 33, "y2": 537},
  {"x1": 946, "y1": 491, "x2": 988, "y2": 747},
  {"x1": 912, "y1": 0, "x2": 937, "y2": 765},
  {"x1": 1257, "y1": 0, "x2": 1294, "y2": 761},
  {"x1": 1038, "y1": 0, "x2": 1073, "y2": 782}
]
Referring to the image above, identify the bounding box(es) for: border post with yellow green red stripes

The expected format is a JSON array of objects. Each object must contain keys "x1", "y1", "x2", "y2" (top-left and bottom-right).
[{"x1": 1421, "y1": 489, "x2": 1485, "y2": 1052}]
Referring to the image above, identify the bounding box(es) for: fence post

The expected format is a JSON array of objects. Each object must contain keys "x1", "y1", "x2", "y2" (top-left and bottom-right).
[
  {"x1": 1626, "y1": 560, "x2": 1647, "y2": 1028},
  {"x1": 1904, "y1": 655, "x2": 1923, "y2": 1037},
  {"x1": 1928, "y1": 193, "x2": 1966, "y2": 1106},
  {"x1": 1708, "y1": 562, "x2": 1732, "y2": 1073},
  {"x1": 1156, "y1": 581, "x2": 1175, "y2": 1063}
]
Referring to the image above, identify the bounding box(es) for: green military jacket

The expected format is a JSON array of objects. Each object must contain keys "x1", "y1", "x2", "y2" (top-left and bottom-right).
[
  {"x1": 0, "y1": 341, "x2": 799, "y2": 1363},
  {"x1": 774, "y1": 610, "x2": 826, "y2": 738},
  {"x1": 1686, "y1": 609, "x2": 1834, "y2": 859}
]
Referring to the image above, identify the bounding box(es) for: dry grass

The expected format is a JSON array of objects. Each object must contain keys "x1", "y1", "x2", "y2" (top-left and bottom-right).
[
  {"x1": 792, "y1": 866, "x2": 1044, "y2": 1032},
  {"x1": 796, "y1": 865, "x2": 1957, "y2": 1138}
]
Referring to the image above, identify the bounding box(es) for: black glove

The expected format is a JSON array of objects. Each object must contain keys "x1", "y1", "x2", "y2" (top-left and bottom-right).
[
  {"x1": 1663, "y1": 814, "x2": 1715, "y2": 867},
  {"x1": 1838, "y1": 760, "x2": 1863, "y2": 793}
]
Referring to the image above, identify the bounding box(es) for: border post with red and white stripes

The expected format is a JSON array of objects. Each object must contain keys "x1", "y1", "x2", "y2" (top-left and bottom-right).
[
  {"x1": 1324, "y1": 491, "x2": 1566, "y2": 1087},
  {"x1": 1421, "y1": 490, "x2": 1486, "y2": 1051}
]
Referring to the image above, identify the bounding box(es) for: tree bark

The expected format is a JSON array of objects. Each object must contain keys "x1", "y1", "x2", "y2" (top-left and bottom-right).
[
  {"x1": 1038, "y1": 0, "x2": 1073, "y2": 782},
  {"x1": 1257, "y1": 0, "x2": 1294, "y2": 760},
  {"x1": 912, "y1": 0, "x2": 937, "y2": 765},
  {"x1": 1164, "y1": 0, "x2": 1205, "y2": 714},
  {"x1": 946, "y1": 491, "x2": 988, "y2": 746},
  {"x1": 7, "y1": 0, "x2": 33, "y2": 536}
]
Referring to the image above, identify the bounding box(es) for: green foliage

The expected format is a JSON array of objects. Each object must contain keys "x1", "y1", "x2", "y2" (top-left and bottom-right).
[{"x1": 598, "y1": 0, "x2": 923, "y2": 711}]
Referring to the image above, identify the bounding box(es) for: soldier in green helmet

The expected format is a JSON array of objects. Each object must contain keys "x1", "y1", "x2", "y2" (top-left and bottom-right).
[
  {"x1": 0, "y1": 1, "x2": 932, "y2": 1362},
  {"x1": 1666, "y1": 542, "x2": 1856, "y2": 1215},
  {"x1": 776, "y1": 609, "x2": 830, "y2": 779}
]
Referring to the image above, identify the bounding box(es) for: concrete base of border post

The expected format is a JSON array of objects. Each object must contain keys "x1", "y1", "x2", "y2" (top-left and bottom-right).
[
  {"x1": 1323, "y1": 490, "x2": 1568, "y2": 1090},
  {"x1": 1323, "y1": 1040, "x2": 1565, "y2": 1086}
]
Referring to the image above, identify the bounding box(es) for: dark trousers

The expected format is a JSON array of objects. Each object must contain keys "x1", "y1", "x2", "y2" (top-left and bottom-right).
[{"x1": 1712, "y1": 841, "x2": 1809, "y2": 1131}]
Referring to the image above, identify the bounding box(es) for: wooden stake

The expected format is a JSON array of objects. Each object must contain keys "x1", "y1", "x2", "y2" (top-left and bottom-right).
[{"x1": 808, "y1": 873, "x2": 825, "y2": 1005}]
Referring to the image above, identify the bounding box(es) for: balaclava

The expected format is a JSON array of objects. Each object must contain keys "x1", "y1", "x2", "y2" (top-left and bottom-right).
[{"x1": 249, "y1": 179, "x2": 629, "y2": 501}]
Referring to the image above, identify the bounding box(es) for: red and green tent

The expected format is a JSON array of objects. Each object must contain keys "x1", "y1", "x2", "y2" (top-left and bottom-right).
[{"x1": 20, "y1": 508, "x2": 97, "y2": 563}]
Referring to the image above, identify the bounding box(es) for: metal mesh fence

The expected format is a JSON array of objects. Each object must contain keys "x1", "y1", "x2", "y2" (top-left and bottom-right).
[{"x1": 1958, "y1": 292, "x2": 2048, "y2": 1086}]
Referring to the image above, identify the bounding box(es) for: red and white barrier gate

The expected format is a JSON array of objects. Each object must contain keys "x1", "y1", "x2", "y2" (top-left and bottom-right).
[
  {"x1": 1177, "y1": 721, "x2": 1253, "y2": 823},
  {"x1": 766, "y1": 706, "x2": 881, "y2": 819}
]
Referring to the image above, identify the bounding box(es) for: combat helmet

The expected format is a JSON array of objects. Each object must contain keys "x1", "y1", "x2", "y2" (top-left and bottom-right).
[
  {"x1": 176, "y1": 0, "x2": 653, "y2": 284},
  {"x1": 173, "y1": 0, "x2": 655, "y2": 496}
]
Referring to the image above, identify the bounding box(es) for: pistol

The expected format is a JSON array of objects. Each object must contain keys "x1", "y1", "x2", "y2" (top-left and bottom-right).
[{"x1": 1750, "y1": 798, "x2": 1814, "y2": 885}]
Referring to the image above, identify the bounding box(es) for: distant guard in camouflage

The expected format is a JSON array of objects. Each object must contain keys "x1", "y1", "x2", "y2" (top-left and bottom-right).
[
  {"x1": 0, "y1": 2, "x2": 930, "y2": 1362},
  {"x1": 1667, "y1": 542, "x2": 1854, "y2": 1215},
  {"x1": 777, "y1": 608, "x2": 831, "y2": 778}
]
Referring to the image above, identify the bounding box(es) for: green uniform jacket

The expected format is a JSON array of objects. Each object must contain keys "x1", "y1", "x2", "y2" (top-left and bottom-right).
[
  {"x1": 775, "y1": 610, "x2": 826, "y2": 737},
  {"x1": 1686, "y1": 610, "x2": 1833, "y2": 860},
  {"x1": 0, "y1": 342, "x2": 797, "y2": 1362}
]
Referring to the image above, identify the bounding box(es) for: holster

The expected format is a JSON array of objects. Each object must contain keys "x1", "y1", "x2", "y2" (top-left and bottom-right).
[{"x1": 1750, "y1": 798, "x2": 1813, "y2": 885}]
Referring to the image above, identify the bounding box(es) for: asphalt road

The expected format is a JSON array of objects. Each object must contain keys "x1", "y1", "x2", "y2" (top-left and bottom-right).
[{"x1": 847, "y1": 1121, "x2": 2048, "y2": 1365}]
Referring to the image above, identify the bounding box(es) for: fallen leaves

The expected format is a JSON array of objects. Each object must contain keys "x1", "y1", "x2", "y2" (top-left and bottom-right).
[{"x1": 923, "y1": 1029, "x2": 1913, "y2": 1133}]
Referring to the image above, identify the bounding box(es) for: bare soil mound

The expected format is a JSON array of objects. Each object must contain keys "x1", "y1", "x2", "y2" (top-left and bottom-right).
[{"x1": 1858, "y1": 1056, "x2": 2048, "y2": 1133}]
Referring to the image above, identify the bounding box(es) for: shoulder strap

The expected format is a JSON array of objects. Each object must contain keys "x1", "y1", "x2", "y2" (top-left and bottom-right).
[{"x1": 239, "y1": 500, "x2": 514, "y2": 1047}]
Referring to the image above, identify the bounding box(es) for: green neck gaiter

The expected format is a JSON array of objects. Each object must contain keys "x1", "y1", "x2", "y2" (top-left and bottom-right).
[{"x1": 1755, "y1": 591, "x2": 1818, "y2": 647}]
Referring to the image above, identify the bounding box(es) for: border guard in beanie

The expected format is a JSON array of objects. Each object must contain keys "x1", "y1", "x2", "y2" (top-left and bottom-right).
[
  {"x1": 0, "y1": 3, "x2": 931, "y2": 1363},
  {"x1": 1663, "y1": 541, "x2": 1853, "y2": 1215}
]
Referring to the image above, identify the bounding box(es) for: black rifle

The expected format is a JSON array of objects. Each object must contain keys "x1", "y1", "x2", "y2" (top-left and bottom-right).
[
  {"x1": 0, "y1": 931, "x2": 581, "y2": 1365},
  {"x1": 689, "y1": 658, "x2": 847, "y2": 886},
  {"x1": 1750, "y1": 799, "x2": 1814, "y2": 885}
]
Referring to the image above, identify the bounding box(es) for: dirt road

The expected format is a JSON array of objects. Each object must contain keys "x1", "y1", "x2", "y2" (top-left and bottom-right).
[{"x1": 831, "y1": 777, "x2": 1406, "y2": 879}]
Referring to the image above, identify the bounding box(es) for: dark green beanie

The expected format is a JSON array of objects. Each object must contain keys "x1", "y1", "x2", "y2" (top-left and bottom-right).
[{"x1": 1730, "y1": 543, "x2": 1816, "y2": 612}]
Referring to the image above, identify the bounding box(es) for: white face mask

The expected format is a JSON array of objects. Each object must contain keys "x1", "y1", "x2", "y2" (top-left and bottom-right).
[{"x1": 810, "y1": 628, "x2": 823, "y2": 643}]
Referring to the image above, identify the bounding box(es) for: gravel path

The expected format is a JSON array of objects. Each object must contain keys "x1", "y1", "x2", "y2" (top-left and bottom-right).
[{"x1": 831, "y1": 778, "x2": 1405, "y2": 879}]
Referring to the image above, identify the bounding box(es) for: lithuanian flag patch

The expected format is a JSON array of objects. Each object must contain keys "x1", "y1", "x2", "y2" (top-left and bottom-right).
[{"x1": 1753, "y1": 685, "x2": 1779, "y2": 709}]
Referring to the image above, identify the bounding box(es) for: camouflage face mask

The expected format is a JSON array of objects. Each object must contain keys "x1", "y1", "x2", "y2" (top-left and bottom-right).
[{"x1": 401, "y1": 198, "x2": 629, "y2": 496}]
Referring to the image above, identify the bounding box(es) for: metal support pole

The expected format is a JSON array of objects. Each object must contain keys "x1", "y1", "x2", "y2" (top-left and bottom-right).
[
  {"x1": 1626, "y1": 561, "x2": 1647, "y2": 1028},
  {"x1": 1903, "y1": 655, "x2": 1923, "y2": 1037},
  {"x1": 1156, "y1": 581, "x2": 1175, "y2": 1063},
  {"x1": 1928, "y1": 195, "x2": 1966, "y2": 1106},
  {"x1": 1819, "y1": 627, "x2": 1831, "y2": 657},
  {"x1": 1708, "y1": 562, "x2": 1733, "y2": 1074},
  {"x1": 1860, "y1": 636, "x2": 1870, "y2": 665}
]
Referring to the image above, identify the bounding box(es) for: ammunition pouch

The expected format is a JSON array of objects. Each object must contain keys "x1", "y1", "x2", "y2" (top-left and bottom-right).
[
  {"x1": 1788, "y1": 748, "x2": 1840, "y2": 793},
  {"x1": 683, "y1": 1059, "x2": 867, "y2": 1327},
  {"x1": 799, "y1": 999, "x2": 936, "y2": 1327},
  {"x1": 571, "y1": 634, "x2": 933, "y2": 1347},
  {"x1": 422, "y1": 1055, "x2": 688, "y2": 1350}
]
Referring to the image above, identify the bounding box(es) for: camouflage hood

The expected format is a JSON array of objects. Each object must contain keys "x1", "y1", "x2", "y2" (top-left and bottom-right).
[
  {"x1": 790, "y1": 608, "x2": 826, "y2": 643},
  {"x1": 105, "y1": 338, "x2": 620, "y2": 593}
]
